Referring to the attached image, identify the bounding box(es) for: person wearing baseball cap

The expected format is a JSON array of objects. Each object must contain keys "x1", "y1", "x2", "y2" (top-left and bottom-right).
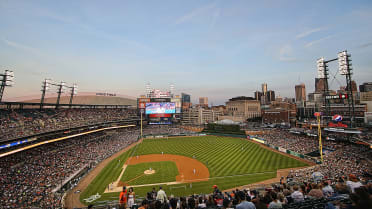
[{"x1": 212, "y1": 185, "x2": 220, "y2": 197}]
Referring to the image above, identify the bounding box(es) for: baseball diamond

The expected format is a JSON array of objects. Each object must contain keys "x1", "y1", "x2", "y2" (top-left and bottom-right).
[{"x1": 79, "y1": 135, "x2": 310, "y2": 204}]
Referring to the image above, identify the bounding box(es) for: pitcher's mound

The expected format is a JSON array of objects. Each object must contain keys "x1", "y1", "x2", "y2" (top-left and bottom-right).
[{"x1": 144, "y1": 170, "x2": 156, "y2": 175}]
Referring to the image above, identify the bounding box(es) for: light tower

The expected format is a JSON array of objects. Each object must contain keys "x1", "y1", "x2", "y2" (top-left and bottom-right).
[
  {"x1": 317, "y1": 57, "x2": 330, "y2": 122},
  {"x1": 40, "y1": 79, "x2": 51, "y2": 109},
  {"x1": 338, "y1": 50, "x2": 355, "y2": 127},
  {"x1": 0, "y1": 70, "x2": 15, "y2": 102},
  {"x1": 69, "y1": 83, "x2": 78, "y2": 107},
  {"x1": 56, "y1": 81, "x2": 67, "y2": 109}
]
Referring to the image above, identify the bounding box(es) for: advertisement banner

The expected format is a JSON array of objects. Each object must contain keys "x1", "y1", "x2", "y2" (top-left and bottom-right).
[
  {"x1": 149, "y1": 114, "x2": 172, "y2": 118},
  {"x1": 146, "y1": 102, "x2": 176, "y2": 114}
]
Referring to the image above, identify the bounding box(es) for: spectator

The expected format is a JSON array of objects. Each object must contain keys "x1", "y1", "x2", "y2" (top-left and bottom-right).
[
  {"x1": 268, "y1": 192, "x2": 282, "y2": 208},
  {"x1": 119, "y1": 186, "x2": 128, "y2": 209},
  {"x1": 322, "y1": 181, "x2": 334, "y2": 197},
  {"x1": 139, "y1": 200, "x2": 149, "y2": 209},
  {"x1": 223, "y1": 198, "x2": 232, "y2": 209},
  {"x1": 346, "y1": 174, "x2": 363, "y2": 193},
  {"x1": 290, "y1": 185, "x2": 304, "y2": 203},
  {"x1": 236, "y1": 191, "x2": 256, "y2": 209},
  {"x1": 188, "y1": 197, "x2": 196, "y2": 209},
  {"x1": 307, "y1": 183, "x2": 324, "y2": 199},
  {"x1": 156, "y1": 186, "x2": 167, "y2": 204},
  {"x1": 128, "y1": 187, "x2": 136, "y2": 208},
  {"x1": 169, "y1": 197, "x2": 178, "y2": 209}
]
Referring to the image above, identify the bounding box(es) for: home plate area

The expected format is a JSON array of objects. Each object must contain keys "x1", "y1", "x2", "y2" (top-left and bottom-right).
[{"x1": 104, "y1": 154, "x2": 210, "y2": 193}]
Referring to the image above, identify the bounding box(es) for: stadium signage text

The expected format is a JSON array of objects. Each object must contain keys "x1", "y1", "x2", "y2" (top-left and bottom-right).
[{"x1": 96, "y1": 93, "x2": 117, "y2": 96}]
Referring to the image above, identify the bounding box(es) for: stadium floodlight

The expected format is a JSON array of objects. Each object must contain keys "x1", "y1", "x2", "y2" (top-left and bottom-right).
[
  {"x1": 0, "y1": 70, "x2": 15, "y2": 102},
  {"x1": 338, "y1": 50, "x2": 352, "y2": 75},
  {"x1": 4, "y1": 70, "x2": 15, "y2": 86},
  {"x1": 317, "y1": 58, "x2": 326, "y2": 78},
  {"x1": 60, "y1": 81, "x2": 67, "y2": 93},
  {"x1": 42, "y1": 79, "x2": 52, "y2": 91},
  {"x1": 72, "y1": 84, "x2": 78, "y2": 95}
]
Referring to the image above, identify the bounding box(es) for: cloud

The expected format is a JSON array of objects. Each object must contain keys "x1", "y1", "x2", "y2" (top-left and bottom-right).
[
  {"x1": 304, "y1": 35, "x2": 333, "y2": 48},
  {"x1": 1, "y1": 38, "x2": 44, "y2": 56},
  {"x1": 279, "y1": 45, "x2": 297, "y2": 62},
  {"x1": 296, "y1": 27, "x2": 325, "y2": 39},
  {"x1": 175, "y1": 3, "x2": 217, "y2": 25},
  {"x1": 355, "y1": 42, "x2": 372, "y2": 49}
]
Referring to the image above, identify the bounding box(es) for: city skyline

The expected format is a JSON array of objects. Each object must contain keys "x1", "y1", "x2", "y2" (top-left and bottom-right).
[{"x1": 1, "y1": 0, "x2": 372, "y2": 105}]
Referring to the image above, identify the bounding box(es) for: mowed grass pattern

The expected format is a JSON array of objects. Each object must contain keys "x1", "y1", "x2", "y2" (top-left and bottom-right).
[
  {"x1": 121, "y1": 161, "x2": 179, "y2": 185},
  {"x1": 80, "y1": 136, "x2": 308, "y2": 203},
  {"x1": 133, "y1": 136, "x2": 306, "y2": 177}
]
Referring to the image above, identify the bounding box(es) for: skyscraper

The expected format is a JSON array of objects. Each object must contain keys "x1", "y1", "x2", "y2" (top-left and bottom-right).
[
  {"x1": 199, "y1": 97, "x2": 208, "y2": 107},
  {"x1": 346, "y1": 80, "x2": 357, "y2": 92},
  {"x1": 315, "y1": 78, "x2": 325, "y2": 93},
  {"x1": 254, "y1": 91, "x2": 262, "y2": 101},
  {"x1": 261, "y1": 83, "x2": 268, "y2": 96},
  {"x1": 267, "y1": 90, "x2": 275, "y2": 102},
  {"x1": 181, "y1": 93, "x2": 191, "y2": 103},
  {"x1": 295, "y1": 83, "x2": 306, "y2": 102}
]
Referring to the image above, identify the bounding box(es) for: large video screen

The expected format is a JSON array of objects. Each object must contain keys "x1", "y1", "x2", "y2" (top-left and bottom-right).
[{"x1": 145, "y1": 102, "x2": 176, "y2": 114}]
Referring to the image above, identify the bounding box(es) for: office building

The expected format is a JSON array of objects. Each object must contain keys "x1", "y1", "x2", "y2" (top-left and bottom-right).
[
  {"x1": 295, "y1": 83, "x2": 306, "y2": 102},
  {"x1": 199, "y1": 97, "x2": 208, "y2": 107}
]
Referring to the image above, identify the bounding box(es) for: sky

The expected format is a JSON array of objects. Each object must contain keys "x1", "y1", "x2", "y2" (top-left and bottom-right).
[{"x1": 1, "y1": 0, "x2": 372, "y2": 105}]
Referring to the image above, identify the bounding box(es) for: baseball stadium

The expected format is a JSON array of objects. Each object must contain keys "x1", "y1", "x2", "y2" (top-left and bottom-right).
[{"x1": 1, "y1": 1, "x2": 372, "y2": 209}]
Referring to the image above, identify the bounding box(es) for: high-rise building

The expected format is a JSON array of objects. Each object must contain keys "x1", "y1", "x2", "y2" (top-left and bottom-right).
[
  {"x1": 295, "y1": 83, "x2": 306, "y2": 102},
  {"x1": 199, "y1": 97, "x2": 208, "y2": 107},
  {"x1": 346, "y1": 80, "x2": 358, "y2": 92},
  {"x1": 262, "y1": 83, "x2": 268, "y2": 95},
  {"x1": 181, "y1": 93, "x2": 191, "y2": 103},
  {"x1": 359, "y1": 82, "x2": 372, "y2": 92},
  {"x1": 267, "y1": 90, "x2": 275, "y2": 102},
  {"x1": 315, "y1": 78, "x2": 325, "y2": 93},
  {"x1": 224, "y1": 96, "x2": 261, "y2": 122},
  {"x1": 181, "y1": 93, "x2": 191, "y2": 110},
  {"x1": 254, "y1": 91, "x2": 262, "y2": 101}
]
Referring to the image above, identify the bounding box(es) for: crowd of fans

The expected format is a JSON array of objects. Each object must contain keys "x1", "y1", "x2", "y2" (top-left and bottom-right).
[
  {"x1": 0, "y1": 108, "x2": 137, "y2": 142},
  {"x1": 0, "y1": 124, "x2": 192, "y2": 208},
  {"x1": 261, "y1": 130, "x2": 339, "y2": 154},
  {"x1": 123, "y1": 178, "x2": 371, "y2": 209},
  {"x1": 0, "y1": 127, "x2": 139, "y2": 208},
  {"x1": 260, "y1": 129, "x2": 371, "y2": 183},
  {"x1": 141, "y1": 125, "x2": 195, "y2": 136},
  {"x1": 1, "y1": 115, "x2": 371, "y2": 209}
]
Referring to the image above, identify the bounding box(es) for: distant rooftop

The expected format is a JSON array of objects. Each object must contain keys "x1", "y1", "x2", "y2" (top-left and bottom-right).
[{"x1": 228, "y1": 96, "x2": 255, "y2": 101}]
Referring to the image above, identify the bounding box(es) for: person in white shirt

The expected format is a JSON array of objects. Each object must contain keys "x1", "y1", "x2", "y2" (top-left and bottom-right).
[
  {"x1": 346, "y1": 174, "x2": 362, "y2": 193},
  {"x1": 291, "y1": 185, "x2": 304, "y2": 203},
  {"x1": 322, "y1": 181, "x2": 334, "y2": 197},
  {"x1": 156, "y1": 186, "x2": 168, "y2": 203}
]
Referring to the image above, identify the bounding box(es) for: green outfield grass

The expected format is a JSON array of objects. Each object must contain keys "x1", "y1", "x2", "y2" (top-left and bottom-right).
[
  {"x1": 121, "y1": 161, "x2": 179, "y2": 185},
  {"x1": 80, "y1": 136, "x2": 308, "y2": 204}
]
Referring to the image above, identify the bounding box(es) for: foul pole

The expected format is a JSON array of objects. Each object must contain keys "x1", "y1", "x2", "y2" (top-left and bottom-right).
[
  {"x1": 315, "y1": 112, "x2": 323, "y2": 163},
  {"x1": 140, "y1": 110, "x2": 143, "y2": 138}
]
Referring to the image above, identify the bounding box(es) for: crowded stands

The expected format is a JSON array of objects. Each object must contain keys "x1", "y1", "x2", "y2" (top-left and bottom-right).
[
  {"x1": 112, "y1": 177, "x2": 371, "y2": 209},
  {"x1": 260, "y1": 129, "x2": 371, "y2": 183},
  {"x1": 1, "y1": 118, "x2": 371, "y2": 208},
  {"x1": 0, "y1": 125, "x2": 192, "y2": 208},
  {"x1": 0, "y1": 108, "x2": 137, "y2": 142}
]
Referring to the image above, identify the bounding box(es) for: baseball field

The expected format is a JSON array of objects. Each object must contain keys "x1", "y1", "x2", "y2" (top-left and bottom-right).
[{"x1": 79, "y1": 136, "x2": 309, "y2": 204}]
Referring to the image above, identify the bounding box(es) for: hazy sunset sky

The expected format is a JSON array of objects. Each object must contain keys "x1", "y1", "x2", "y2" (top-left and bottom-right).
[{"x1": 1, "y1": 0, "x2": 372, "y2": 105}]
